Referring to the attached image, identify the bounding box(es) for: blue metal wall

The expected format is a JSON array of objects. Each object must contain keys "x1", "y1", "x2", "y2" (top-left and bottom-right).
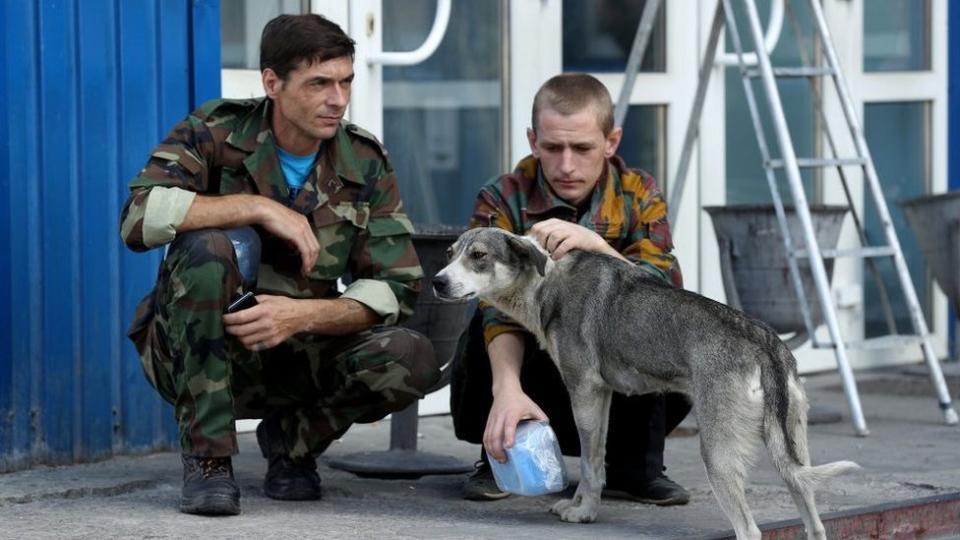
[{"x1": 0, "y1": 0, "x2": 221, "y2": 472}]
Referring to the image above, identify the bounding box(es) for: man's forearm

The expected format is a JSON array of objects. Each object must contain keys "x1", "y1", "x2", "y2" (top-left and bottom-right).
[
  {"x1": 487, "y1": 332, "x2": 526, "y2": 396},
  {"x1": 178, "y1": 193, "x2": 270, "y2": 232},
  {"x1": 296, "y1": 297, "x2": 382, "y2": 336}
]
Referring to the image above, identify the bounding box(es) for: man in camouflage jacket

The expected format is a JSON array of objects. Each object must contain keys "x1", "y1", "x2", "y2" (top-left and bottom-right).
[
  {"x1": 120, "y1": 14, "x2": 438, "y2": 515},
  {"x1": 451, "y1": 74, "x2": 692, "y2": 505}
]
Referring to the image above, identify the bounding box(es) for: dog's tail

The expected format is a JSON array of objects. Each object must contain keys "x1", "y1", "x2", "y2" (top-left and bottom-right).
[
  {"x1": 762, "y1": 340, "x2": 860, "y2": 488},
  {"x1": 794, "y1": 460, "x2": 861, "y2": 489},
  {"x1": 759, "y1": 338, "x2": 805, "y2": 466}
]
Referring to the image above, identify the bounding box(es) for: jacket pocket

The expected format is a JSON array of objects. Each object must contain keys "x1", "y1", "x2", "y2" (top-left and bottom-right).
[
  {"x1": 308, "y1": 202, "x2": 365, "y2": 279},
  {"x1": 367, "y1": 212, "x2": 415, "y2": 237}
]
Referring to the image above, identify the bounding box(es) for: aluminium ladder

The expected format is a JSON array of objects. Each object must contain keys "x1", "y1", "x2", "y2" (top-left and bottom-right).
[{"x1": 615, "y1": 0, "x2": 959, "y2": 435}]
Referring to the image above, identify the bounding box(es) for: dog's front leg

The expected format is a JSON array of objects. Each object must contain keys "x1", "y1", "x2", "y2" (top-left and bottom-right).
[{"x1": 550, "y1": 382, "x2": 613, "y2": 524}]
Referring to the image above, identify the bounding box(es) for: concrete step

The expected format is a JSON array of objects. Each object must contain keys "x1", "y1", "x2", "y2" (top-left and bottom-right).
[{"x1": 706, "y1": 492, "x2": 960, "y2": 539}]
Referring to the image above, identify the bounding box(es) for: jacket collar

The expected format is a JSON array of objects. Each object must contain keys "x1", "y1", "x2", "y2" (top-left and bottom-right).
[
  {"x1": 522, "y1": 155, "x2": 615, "y2": 219},
  {"x1": 226, "y1": 99, "x2": 366, "y2": 209}
]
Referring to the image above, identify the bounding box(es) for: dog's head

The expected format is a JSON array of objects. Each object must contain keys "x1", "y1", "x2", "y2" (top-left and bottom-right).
[{"x1": 433, "y1": 228, "x2": 549, "y2": 301}]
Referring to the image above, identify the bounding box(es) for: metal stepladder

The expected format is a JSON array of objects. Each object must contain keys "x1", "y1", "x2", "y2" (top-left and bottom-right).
[{"x1": 614, "y1": 0, "x2": 959, "y2": 435}]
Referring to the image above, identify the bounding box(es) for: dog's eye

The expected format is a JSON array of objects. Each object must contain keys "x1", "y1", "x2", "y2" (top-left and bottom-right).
[
  {"x1": 470, "y1": 250, "x2": 486, "y2": 261},
  {"x1": 445, "y1": 246, "x2": 454, "y2": 260}
]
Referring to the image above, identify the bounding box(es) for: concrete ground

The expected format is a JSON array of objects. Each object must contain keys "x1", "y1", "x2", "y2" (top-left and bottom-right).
[{"x1": 2, "y1": 365, "x2": 960, "y2": 539}]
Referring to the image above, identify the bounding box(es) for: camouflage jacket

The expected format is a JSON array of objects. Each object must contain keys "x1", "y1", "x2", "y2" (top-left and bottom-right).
[
  {"x1": 120, "y1": 98, "x2": 423, "y2": 325},
  {"x1": 471, "y1": 154, "x2": 683, "y2": 344}
]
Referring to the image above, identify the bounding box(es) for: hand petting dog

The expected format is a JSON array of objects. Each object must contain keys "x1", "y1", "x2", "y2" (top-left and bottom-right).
[{"x1": 529, "y1": 218, "x2": 627, "y2": 262}]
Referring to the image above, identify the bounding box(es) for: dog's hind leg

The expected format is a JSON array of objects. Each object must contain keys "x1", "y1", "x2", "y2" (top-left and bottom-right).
[
  {"x1": 697, "y1": 379, "x2": 763, "y2": 540},
  {"x1": 785, "y1": 480, "x2": 824, "y2": 540},
  {"x1": 765, "y1": 379, "x2": 826, "y2": 540},
  {"x1": 550, "y1": 381, "x2": 612, "y2": 524}
]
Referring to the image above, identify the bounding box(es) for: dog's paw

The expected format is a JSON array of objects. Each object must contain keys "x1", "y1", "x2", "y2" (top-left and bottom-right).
[
  {"x1": 550, "y1": 499, "x2": 597, "y2": 523},
  {"x1": 550, "y1": 499, "x2": 574, "y2": 516}
]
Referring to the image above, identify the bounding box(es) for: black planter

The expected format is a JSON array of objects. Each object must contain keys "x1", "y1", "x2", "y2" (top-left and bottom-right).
[{"x1": 705, "y1": 204, "x2": 849, "y2": 349}]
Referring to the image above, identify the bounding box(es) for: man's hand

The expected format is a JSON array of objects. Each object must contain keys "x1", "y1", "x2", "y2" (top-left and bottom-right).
[
  {"x1": 529, "y1": 218, "x2": 625, "y2": 261},
  {"x1": 257, "y1": 199, "x2": 320, "y2": 275},
  {"x1": 483, "y1": 387, "x2": 549, "y2": 463},
  {"x1": 223, "y1": 294, "x2": 304, "y2": 350}
]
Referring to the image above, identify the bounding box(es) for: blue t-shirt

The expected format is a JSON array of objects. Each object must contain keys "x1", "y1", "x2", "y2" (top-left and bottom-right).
[{"x1": 276, "y1": 146, "x2": 317, "y2": 194}]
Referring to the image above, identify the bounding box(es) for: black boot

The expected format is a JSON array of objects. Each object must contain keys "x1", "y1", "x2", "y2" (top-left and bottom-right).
[
  {"x1": 179, "y1": 455, "x2": 241, "y2": 515},
  {"x1": 257, "y1": 421, "x2": 322, "y2": 501},
  {"x1": 604, "y1": 466, "x2": 690, "y2": 506}
]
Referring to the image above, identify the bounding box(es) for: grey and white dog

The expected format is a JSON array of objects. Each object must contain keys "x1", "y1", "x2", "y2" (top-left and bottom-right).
[{"x1": 433, "y1": 227, "x2": 859, "y2": 540}]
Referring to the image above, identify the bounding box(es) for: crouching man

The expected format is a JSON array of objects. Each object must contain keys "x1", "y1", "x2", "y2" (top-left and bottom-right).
[
  {"x1": 451, "y1": 74, "x2": 692, "y2": 505},
  {"x1": 119, "y1": 14, "x2": 439, "y2": 515}
]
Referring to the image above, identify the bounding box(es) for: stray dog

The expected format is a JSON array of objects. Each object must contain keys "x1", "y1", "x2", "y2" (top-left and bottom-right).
[{"x1": 433, "y1": 228, "x2": 858, "y2": 540}]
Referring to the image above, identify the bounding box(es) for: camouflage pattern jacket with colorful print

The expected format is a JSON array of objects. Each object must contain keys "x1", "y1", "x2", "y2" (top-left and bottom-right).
[{"x1": 470, "y1": 155, "x2": 683, "y2": 345}]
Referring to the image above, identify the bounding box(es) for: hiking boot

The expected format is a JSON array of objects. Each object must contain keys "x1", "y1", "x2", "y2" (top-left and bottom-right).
[
  {"x1": 179, "y1": 455, "x2": 241, "y2": 516},
  {"x1": 604, "y1": 473, "x2": 691, "y2": 506},
  {"x1": 463, "y1": 460, "x2": 511, "y2": 501},
  {"x1": 263, "y1": 454, "x2": 322, "y2": 501},
  {"x1": 257, "y1": 420, "x2": 321, "y2": 500}
]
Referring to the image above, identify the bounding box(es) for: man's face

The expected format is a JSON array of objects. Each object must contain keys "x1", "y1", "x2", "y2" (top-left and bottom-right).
[
  {"x1": 527, "y1": 107, "x2": 622, "y2": 207},
  {"x1": 263, "y1": 56, "x2": 354, "y2": 143}
]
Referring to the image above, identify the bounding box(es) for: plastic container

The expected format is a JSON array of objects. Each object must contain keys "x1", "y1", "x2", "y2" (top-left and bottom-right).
[{"x1": 486, "y1": 421, "x2": 568, "y2": 496}]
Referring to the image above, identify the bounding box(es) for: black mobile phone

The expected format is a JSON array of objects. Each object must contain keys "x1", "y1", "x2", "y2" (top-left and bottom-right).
[{"x1": 226, "y1": 291, "x2": 258, "y2": 313}]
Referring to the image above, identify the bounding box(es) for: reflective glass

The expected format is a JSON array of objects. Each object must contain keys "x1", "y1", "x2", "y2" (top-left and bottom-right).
[
  {"x1": 619, "y1": 105, "x2": 666, "y2": 190},
  {"x1": 383, "y1": 0, "x2": 503, "y2": 226},
  {"x1": 863, "y1": 102, "x2": 930, "y2": 337},
  {"x1": 562, "y1": 0, "x2": 666, "y2": 73},
  {"x1": 221, "y1": 0, "x2": 304, "y2": 69},
  {"x1": 863, "y1": 0, "x2": 930, "y2": 72},
  {"x1": 725, "y1": 0, "x2": 817, "y2": 205}
]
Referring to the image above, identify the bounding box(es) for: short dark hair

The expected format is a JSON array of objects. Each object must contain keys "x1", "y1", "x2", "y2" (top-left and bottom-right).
[
  {"x1": 260, "y1": 14, "x2": 356, "y2": 80},
  {"x1": 532, "y1": 74, "x2": 615, "y2": 136}
]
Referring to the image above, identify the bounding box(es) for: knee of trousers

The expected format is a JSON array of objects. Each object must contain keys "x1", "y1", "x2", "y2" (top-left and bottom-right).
[
  {"x1": 378, "y1": 327, "x2": 441, "y2": 396},
  {"x1": 164, "y1": 229, "x2": 245, "y2": 300}
]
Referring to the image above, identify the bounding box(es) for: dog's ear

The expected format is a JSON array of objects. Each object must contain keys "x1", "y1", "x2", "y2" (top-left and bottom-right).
[{"x1": 506, "y1": 235, "x2": 547, "y2": 276}]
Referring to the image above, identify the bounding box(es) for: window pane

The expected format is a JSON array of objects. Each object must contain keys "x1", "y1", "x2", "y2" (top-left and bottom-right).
[
  {"x1": 863, "y1": 0, "x2": 930, "y2": 72},
  {"x1": 383, "y1": 0, "x2": 503, "y2": 226},
  {"x1": 863, "y1": 102, "x2": 930, "y2": 337},
  {"x1": 562, "y1": 0, "x2": 666, "y2": 73},
  {"x1": 220, "y1": 0, "x2": 304, "y2": 69},
  {"x1": 619, "y1": 105, "x2": 666, "y2": 189},
  {"x1": 725, "y1": 0, "x2": 817, "y2": 205}
]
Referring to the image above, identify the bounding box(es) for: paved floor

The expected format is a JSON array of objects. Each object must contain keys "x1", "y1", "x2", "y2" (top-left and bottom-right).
[{"x1": 2, "y1": 365, "x2": 960, "y2": 539}]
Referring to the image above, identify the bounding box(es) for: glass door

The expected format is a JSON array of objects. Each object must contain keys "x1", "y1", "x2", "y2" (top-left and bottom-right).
[{"x1": 381, "y1": 0, "x2": 506, "y2": 227}]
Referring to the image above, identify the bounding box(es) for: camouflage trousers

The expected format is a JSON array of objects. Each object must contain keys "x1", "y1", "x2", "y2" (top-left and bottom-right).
[{"x1": 128, "y1": 229, "x2": 440, "y2": 458}]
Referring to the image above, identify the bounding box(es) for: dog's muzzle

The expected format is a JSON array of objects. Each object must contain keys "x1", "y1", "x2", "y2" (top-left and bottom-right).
[{"x1": 432, "y1": 274, "x2": 452, "y2": 298}]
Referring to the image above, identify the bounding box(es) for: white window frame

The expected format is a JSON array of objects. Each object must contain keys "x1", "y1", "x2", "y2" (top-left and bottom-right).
[{"x1": 814, "y1": 0, "x2": 949, "y2": 371}]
